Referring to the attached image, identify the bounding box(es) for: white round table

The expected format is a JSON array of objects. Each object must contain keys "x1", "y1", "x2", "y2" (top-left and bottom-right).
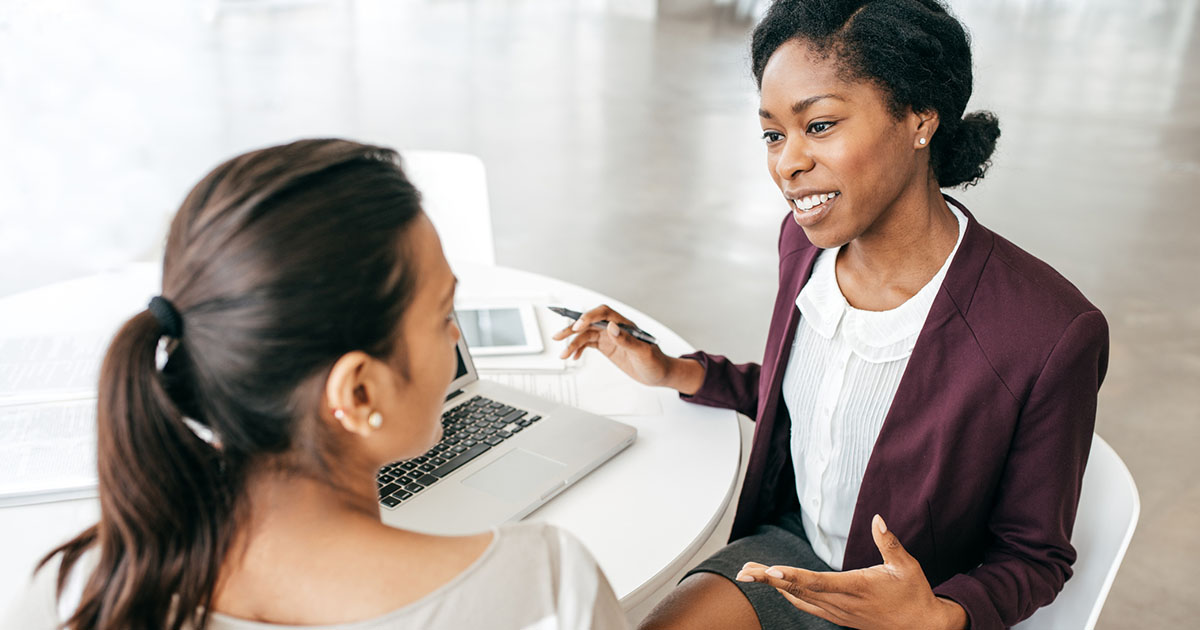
[{"x1": 0, "y1": 262, "x2": 741, "y2": 615}]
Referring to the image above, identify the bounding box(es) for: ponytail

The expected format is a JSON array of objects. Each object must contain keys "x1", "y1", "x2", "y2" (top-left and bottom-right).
[
  {"x1": 39, "y1": 138, "x2": 425, "y2": 629},
  {"x1": 41, "y1": 310, "x2": 236, "y2": 630}
]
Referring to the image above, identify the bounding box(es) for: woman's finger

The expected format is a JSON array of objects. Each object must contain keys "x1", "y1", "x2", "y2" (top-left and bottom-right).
[
  {"x1": 603, "y1": 321, "x2": 644, "y2": 353},
  {"x1": 870, "y1": 514, "x2": 915, "y2": 571},
  {"x1": 734, "y1": 561, "x2": 771, "y2": 582},
  {"x1": 559, "y1": 328, "x2": 600, "y2": 359},
  {"x1": 558, "y1": 332, "x2": 592, "y2": 360},
  {"x1": 570, "y1": 304, "x2": 638, "y2": 334},
  {"x1": 775, "y1": 589, "x2": 853, "y2": 627},
  {"x1": 570, "y1": 304, "x2": 613, "y2": 333},
  {"x1": 551, "y1": 323, "x2": 577, "y2": 341},
  {"x1": 750, "y1": 566, "x2": 865, "y2": 607}
]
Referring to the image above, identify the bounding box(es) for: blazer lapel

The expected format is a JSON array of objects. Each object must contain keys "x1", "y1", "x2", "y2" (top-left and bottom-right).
[{"x1": 762, "y1": 247, "x2": 821, "y2": 414}]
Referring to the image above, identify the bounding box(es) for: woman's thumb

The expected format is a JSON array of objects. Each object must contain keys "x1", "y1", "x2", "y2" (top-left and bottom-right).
[{"x1": 607, "y1": 321, "x2": 631, "y2": 346}]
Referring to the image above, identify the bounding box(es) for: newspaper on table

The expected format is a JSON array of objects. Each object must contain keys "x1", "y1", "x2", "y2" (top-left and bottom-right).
[{"x1": 0, "y1": 332, "x2": 106, "y2": 507}]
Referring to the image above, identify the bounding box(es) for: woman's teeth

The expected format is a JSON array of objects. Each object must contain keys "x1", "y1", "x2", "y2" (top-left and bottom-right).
[{"x1": 791, "y1": 191, "x2": 839, "y2": 212}]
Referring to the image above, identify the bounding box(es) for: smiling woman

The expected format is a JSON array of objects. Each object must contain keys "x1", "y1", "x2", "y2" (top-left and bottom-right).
[{"x1": 555, "y1": 2, "x2": 1107, "y2": 630}]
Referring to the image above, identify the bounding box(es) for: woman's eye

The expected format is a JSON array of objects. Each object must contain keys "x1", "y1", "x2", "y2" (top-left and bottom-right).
[
  {"x1": 807, "y1": 121, "x2": 835, "y2": 134},
  {"x1": 761, "y1": 131, "x2": 784, "y2": 144}
]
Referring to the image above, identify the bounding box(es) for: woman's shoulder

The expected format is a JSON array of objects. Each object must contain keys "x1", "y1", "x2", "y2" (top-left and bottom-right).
[
  {"x1": 390, "y1": 522, "x2": 624, "y2": 630},
  {"x1": 953, "y1": 216, "x2": 1109, "y2": 397},
  {"x1": 487, "y1": 521, "x2": 601, "y2": 573},
  {"x1": 986, "y1": 229, "x2": 1101, "y2": 318},
  {"x1": 963, "y1": 220, "x2": 1105, "y2": 344}
]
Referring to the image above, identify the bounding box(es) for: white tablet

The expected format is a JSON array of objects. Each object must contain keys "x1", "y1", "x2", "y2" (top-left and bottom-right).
[{"x1": 455, "y1": 303, "x2": 544, "y2": 356}]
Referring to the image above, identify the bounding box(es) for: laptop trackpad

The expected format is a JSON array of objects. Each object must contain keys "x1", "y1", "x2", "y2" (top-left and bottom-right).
[{"x1": 461, "y1": 448, "x2": 566, "y2": 502}]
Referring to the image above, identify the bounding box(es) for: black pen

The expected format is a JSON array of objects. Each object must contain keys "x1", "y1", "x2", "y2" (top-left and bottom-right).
[{"x1": 548, "y1": 306, "x2": 658, "y2": 345}]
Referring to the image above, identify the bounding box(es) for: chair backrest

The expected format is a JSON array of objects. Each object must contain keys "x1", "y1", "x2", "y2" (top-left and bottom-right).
[
  {"x1": 400, "y1": 150, "x2": 496, "y2": 267},
  {"x1": 1012, "y1": 435, "x2": 1139, "y2": 630}
]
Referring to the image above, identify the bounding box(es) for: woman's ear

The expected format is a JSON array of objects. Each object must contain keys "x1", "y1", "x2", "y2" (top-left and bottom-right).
[
  {"x1": 324, "y1": 351, "x2": 377, "y2": 437},
  {"x1": 913, "y1": 108, "x2": 940, "y2": 149}
]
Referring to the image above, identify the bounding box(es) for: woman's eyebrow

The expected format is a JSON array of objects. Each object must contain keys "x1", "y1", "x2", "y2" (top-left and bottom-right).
[{"x1": 759, "y1": 93, "x2": 844, "y2": 119}]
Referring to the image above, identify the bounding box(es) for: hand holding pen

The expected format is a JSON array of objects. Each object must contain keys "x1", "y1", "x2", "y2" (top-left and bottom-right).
[
  {"x1": 550, "y1": 304, "x2": 701, "y2": 391},
  {"x1": 548, "y1": 306, "x2": 658, "y2": 345}
]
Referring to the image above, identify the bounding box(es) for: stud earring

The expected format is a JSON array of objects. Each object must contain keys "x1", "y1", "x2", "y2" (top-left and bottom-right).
[
  {"x1": 332, "y1": 408, "x2": 346, "y2": 421},
  {"x1": 368, "y1": 411, "x2": 383, "y2": 429},
  {"x1": 918, "y1": 138, "x2": 927, "y2": 145}
]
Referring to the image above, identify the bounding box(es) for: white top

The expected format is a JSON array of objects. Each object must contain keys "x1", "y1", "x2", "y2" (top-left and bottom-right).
[
  {"x1": 1, "y1": 522, "x2": 630, "y2": 630},
  {"x1": 782, "y1": 205, "x2": 967, "y2": 570}
]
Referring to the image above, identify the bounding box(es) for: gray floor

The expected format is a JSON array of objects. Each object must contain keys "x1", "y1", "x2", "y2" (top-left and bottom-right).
[{"x1": 1, "y1": 0, "x2": 1197, "y2": 627}]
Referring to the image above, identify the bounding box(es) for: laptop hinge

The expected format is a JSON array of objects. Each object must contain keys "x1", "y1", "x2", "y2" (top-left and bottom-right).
[{"x1": 445, "y1": 389, "x2": 464, "y2": 403}]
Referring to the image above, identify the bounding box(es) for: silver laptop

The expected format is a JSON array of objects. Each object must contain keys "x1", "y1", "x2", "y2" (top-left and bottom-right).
[{"x1": 377, "y1": 314, "x2": 637, "y2": 535}]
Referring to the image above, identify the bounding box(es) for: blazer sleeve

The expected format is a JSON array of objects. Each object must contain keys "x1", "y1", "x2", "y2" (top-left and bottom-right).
[
  {"x1": 677, "y1": 351, "x2": 762, "y2": 420},
  {"x1": 934, "y1": 310, "x2": 1110, "y2": 630}
]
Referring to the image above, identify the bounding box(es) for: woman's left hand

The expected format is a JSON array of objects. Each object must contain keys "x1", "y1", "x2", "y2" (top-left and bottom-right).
[{"x1": 734, "y1": 514, "x2": 968, "y2": 630}]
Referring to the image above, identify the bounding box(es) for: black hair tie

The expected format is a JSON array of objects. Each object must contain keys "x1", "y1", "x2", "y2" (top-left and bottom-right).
[{"x1": 148, "y1": 296, "x2": 184, "y2": 338}]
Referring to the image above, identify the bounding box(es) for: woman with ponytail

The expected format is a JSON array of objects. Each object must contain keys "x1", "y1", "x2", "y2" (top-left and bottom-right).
[
  {"x1": 5, "y1": 139, "x2": 628, "y2": 630},
  {"x1": 559, "y1": 2, "x2": 1107, "y2": 629}
]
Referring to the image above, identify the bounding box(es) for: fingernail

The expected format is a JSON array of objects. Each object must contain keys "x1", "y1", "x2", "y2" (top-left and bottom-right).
[
  {"x1": 766, "y1": 568, "x2": 784, "y2": 579},
  {"x1": 572, "y1": 320, "x2": 583, "y2": 331},
  {"x1": 876, "y1": 515, "x2": 887, "y2": 534},
  {"x1": 735, "y1": 573, "x2": 755, "y2": 582}
]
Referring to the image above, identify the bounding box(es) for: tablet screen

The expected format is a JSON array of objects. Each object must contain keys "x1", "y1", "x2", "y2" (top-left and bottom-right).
[{"x1": 457, "y1": 308, "x2": 528, "y2": 348}]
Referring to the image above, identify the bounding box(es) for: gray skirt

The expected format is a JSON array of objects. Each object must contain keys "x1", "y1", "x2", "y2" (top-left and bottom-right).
[{"x1": 683, "y1": 512, "x2": 848, "y2": 630}]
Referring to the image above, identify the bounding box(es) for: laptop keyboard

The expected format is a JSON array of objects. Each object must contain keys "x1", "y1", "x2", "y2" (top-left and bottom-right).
[{"x1": 376, "y1": 395, "x2": 542, "y2": 508}]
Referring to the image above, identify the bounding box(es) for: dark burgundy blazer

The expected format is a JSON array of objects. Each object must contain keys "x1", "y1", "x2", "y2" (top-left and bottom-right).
[{"x1": 681, "y1": 197, "x2": 1109, "y2": 630}]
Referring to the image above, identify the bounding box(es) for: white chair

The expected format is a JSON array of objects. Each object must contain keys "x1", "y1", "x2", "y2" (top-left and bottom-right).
[
  {"x1": 1013, "y1": 435, "x2": 1139, "y2": 630},
  {"x1": 400, "y1": 151, "x2": 496, "y2": 267},
  {"x1": 141, "y1": 150, "x2": 496, "y2": 269}
]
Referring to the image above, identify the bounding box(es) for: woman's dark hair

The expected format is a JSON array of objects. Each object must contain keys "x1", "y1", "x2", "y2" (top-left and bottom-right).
[
  {"x1": 751, "y1": 0, "x2": 1001, "y2": 188},
  {"x1": 39, "y1": 139, "x2": 425, "y2": 630}
]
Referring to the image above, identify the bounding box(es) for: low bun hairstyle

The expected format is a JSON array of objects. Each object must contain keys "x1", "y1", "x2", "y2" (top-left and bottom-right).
[{"x1": 751, "y1": 0, "x2": 1001, "y2": 188}]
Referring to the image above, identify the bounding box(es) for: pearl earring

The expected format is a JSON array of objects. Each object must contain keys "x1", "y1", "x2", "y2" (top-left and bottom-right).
[
  {"x1": 332, "y1": 408, "x2": 346, "y2": 421},
  {"x1": 919, "y1": 138, "x2": 927, "y2": 145},
  {"x1": 368, "y1": 411, "x2": 383, "y2": 429}
]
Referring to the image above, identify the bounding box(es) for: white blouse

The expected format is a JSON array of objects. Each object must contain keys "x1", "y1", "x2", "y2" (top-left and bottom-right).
[{"x1": 782, "y1": 205, "x2": 966, "y2": 570}]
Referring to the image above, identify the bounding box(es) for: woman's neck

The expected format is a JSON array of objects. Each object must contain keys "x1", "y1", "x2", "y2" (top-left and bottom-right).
[
  {"x1": 244, "y1": 467, "x2": 381, "y2": 527},
  {"x1": 836, "y1": 179, "x2": 959, "y2": 311},
  {"x1": 213, "y1": 465, "x2": 386, "y2": 603}
]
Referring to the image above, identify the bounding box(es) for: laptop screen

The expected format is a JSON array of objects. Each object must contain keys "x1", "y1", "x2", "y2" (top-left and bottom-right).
[
  {"x1": 445, "y1": 312, "x2": 478, "y2": 400},
  {"x1": 453, "y1": 345, "x2": 468, "y2": 381}
]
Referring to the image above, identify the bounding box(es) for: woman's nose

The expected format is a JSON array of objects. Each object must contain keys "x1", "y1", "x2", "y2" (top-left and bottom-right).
[{"x1": 775, "y1": 139, "x2": 815, "y2": 181}]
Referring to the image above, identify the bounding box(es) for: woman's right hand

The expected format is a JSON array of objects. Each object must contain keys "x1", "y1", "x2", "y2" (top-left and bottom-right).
[{"x1": 552, "y1": 304, "x2": 703, "y2": 394}]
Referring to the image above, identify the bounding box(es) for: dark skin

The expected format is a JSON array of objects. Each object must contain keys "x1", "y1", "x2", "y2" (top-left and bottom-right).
[{"x1": 560, "y1": 40, "x2": 969, "y2": 630}]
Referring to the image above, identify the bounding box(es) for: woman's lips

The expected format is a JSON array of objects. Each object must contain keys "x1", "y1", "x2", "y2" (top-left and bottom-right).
[{"x1": 790, "y1": 191, "x2": 839, "y2": 227}]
